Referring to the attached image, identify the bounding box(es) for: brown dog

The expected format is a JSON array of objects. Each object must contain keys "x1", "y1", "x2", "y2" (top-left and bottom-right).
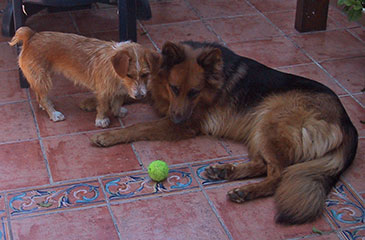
[
  {"x1": 91, "y1": 41, "x2": 358, "y2": 224},
  {"x1": 9, "y1": 27, "x2": 160, "y2": 127}
]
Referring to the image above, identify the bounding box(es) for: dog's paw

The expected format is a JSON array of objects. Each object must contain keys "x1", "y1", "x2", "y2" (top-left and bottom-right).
[
  {"x1": 204, "y1": 163, "x2": 235, "y2": 180},
  {"x1": 227, "y1": 188, "x2": 249, "y2": 203},
  {"x1": 117, "y1": 107, "x2": 128, "y2": 118},
  {"x1": 95, "y1": 118, "x2": 110, "y2": 128},
  {"x1": 91, "y1": 132, "x2": 115, "y2": 147},
  {"x1": 50, "y1": 111, "x2": 65, "y2": 122}
]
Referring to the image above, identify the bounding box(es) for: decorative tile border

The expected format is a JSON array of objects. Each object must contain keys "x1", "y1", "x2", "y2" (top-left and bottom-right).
[
  {"x1": 102, "y1": 167, "x2": 198, "y2": 201},
  {"x1": 325, "y1": 181, "x2": 365, "y2": 229},
  {"x1": 338, "y1": 226, "x2": 365, "y2": 240},
  {"x1": 7, "y1": 181, "x2": 105, "y2": 217}
]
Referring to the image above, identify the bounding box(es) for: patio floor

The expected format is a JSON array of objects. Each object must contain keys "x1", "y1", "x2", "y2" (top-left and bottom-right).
[{"x1": 0, "y1": 0, "x2": 364, "y2": 239}]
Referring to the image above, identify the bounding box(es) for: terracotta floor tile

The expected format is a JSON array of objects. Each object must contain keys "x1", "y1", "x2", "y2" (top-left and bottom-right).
[
  {"x1": 0, "y1": 141, "x2": 49, "y2": 191},
  {"x1": 228, "y1": 37, "x2": 311, "y2": 68},
  {"x1": 349, "y1": 27, "x2": 365, "y2": 42},
  {"x1": 43, "y1": 133, "x2": 140, "y2": 182},
  {"x1": 221, "y1": 140, "x2": 248, "y2": 156},
  {"x1": 145, "y1": 21, "x2": 219, "y2": 49},
  {"x1": 72, "y1": 8, "x2": 118, "y2": 34},
  {"x1": 33, "y1": 95, "x2": 121, "y2": 137},
  {"x1": 249, "y1": 0, "x2": 297, "y2": 13},
  {"x1": 343, "y1": 139, "x2": 365, "y2": 192},
  {"x1": 11, "y1": 206, "x2": 119, "y2": 240},
  {"x1": 340, "y1": 96, "x2": 365, "y2": 136},
  {"x1": 25, "y1": 12, "x2": 78, "y2": 33},
  {"x1": 207, "y1": 15, "x2": 282, "y2": 43},
  {"x1": 0, "y1": 102, "x2": 38, "y2": 142},
  {"x1": 102, "y1": 167, "x2": 198, "y2": 201},
  {"x1": 188, "y1": 0, "x2": 258, "y2": 18},
  {"x1": 8, "y1": 181, "x2": 105, "y2": 218},
  {"x1": 29, "y1": 74, "x2": 90, "y2": 100},
  {"x1": 0, "y1": 15, "x2": 12, "y2": 43},
  {"x1": 291, "y1": 30, "x2": 365, "y2": 62},
  {"x1": 0, "y1": 42, "x2": 17, "y2": 71},
  {"x1": 110, "y1": 191, "x2": 229, "y2": 240},
  {"x1": 133, "y1": 136, "x2": 229, "y2": 166},
  {"x1": 0, "y1": 70, "x2": 27, "y2": 103},
  {"x1": 265, "y1": 11, "x2": 339, "y2": 35},
  {"x1": 320, "y1": 57, "x2": 365, "y2": 94},
  {"x1": 121, "y1": 103, "x2": 160, "y2": 127},
  {"x1": 278, "y1": 63, "x2": 346, "y2": 95},
  {"x1": 325, "y1": 181, "x2": 364, "y2": 229},
  {"x1": 141, "y1": 0, "x2": 199, "y2": 25},
  {"x1": 206, "y1": 186, "x2": 332, "y2": 239},
  {"x1": 328, "y1": 8, "x2": 360, "y2": 29}
]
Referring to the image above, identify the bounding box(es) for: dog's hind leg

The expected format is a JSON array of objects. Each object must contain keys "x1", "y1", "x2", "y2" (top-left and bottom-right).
[
  {"x1": 227, "y1": 163, "x2": 282, "y2": 203},
  {"x1": 79, "y1": 97, "x2": 97, "y2": 112},
  {"x1": 205, "y1": 154, "x2": 267, "y2": 180},
  {"x1": 27, "y1": 71, "x2": 65, "y2": 122}
]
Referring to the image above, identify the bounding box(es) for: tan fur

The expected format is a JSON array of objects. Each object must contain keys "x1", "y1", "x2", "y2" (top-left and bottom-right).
[{"x1": 10, "y1": 26, "x2": 160, "y2": 127}]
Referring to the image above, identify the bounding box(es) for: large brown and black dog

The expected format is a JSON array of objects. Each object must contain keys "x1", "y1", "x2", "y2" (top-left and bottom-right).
[{"x1": 91, "y1": 41, "x2": 358, "y2": 224}]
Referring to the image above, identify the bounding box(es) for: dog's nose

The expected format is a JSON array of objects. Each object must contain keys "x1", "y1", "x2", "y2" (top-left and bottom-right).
[
  {"x1": 134, "y1": 92, "x2": 145, "y2": 100},
  {"x1": 171, "y1": 112, "x2": 185, "y2": 124}
]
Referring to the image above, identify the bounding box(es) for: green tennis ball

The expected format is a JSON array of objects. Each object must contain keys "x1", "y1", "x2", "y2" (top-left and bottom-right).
[{"x1": 148, "y1": 160, "x2": 169, "y2": 182}]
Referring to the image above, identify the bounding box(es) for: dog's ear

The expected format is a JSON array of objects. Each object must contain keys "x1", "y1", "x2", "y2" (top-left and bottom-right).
[
  {"x1": 145, "y1": 49, "x2": 162, "y2": 74},
  {"x1": 112, "y1": 50, "x2": 130, "y2": 78},
  {"x1": 161, "y1": 41, "x2": 185, "y2": 69},
  {"x1": 197, "y1": 48, "x2": 222, "y2": 72}
]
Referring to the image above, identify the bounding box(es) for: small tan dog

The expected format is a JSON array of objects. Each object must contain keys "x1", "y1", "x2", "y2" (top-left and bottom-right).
[{"x1": 9, "y1": 27, "x2": 160, "y2": 127}]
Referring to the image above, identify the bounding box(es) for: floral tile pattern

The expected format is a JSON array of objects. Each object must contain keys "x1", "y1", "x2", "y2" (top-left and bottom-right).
[
  {"x1": 338, "y1": 226, "x2": 365, "y2": 240},
  {"x1": 8, "y1": 181, "x2": 104, "y2": 217},
  {"x1": 102, "y1": 167, "x2": 198, "y2": 201},
  {"x1": 325, "y1": 181, "x2": 365, "y2": 229}
]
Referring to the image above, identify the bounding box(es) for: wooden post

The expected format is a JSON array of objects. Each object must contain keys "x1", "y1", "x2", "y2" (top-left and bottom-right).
[{"x1": 295, "y1": 0, "x2": 330, "y2": 32}]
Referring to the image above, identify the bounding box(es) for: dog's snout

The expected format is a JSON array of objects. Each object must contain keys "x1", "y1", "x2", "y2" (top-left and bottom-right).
[
  {"x1": 134, "y1": 92, "x2": 145, "y2": 100},
  {"x1": 171, "y1": 111, "x2": 185, "y2": 124}
]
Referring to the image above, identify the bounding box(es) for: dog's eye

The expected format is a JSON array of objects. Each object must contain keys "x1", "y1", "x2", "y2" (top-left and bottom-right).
[
  {"x1": 126, "y1": 74, "x2": 133, "y2": 78},
  {"x1": 141, "y1": 73, "x2": 149, "y2": 79},
  {"x1": 187, "y1": 89, "x2": 200, "y2": 98},
  {"x1": 169, "y1": 84, "x2": 179, "y2": 96}
]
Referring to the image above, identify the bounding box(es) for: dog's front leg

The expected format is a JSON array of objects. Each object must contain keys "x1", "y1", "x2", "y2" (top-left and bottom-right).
[
  {"x1": 91, "y1": 117, "x2": 199, "y2": 147},
  {"x1": 95, "y1": 96, "x2": 111, "y2": 128}
]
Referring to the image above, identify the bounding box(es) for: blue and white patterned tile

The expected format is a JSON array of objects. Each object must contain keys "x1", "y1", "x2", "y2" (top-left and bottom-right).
[
  {"x1": 325, "y1": 181, "x2": 365, "y2": 229},
  {"x1": 338, "y1": 226, "x2": 365, "y2": 240},
  {"x1": 8, "y1": 181, "x2": 105, "y2": 217},
  {"x1": 102, "y1": 167, "x2": 198, "y2": 201}
]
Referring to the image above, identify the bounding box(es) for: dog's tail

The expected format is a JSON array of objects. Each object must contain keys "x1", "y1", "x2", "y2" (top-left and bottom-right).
[
  {"x1": 9, "y1": 27, "x2": 35, "y2": 47},
  {"x1": 274, "y1": 121, "x2": 358, "y2": 225}
]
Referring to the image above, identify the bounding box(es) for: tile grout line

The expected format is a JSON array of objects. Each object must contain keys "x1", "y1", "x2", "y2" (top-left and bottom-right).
[
  {"x1": 68, "y1": 11, "x2": 81, "y2": 34},
  {"x1": 189, "y1": 165, "x2": 234, "y2": 240},
  {"x1": 137, "y1": 21, "x2": 161, "y2": 52},
  {"x1": 97, "y1": 177, "x2": 123, "y2": 240},
  {"x1": 26, "y1": 90, "x2": 54, "y2": 184},
  {"x1": 243, "y1": 0, "x2": 365, "y2": 109}
]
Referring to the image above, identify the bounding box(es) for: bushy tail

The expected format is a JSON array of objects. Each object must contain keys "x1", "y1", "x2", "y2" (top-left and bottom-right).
[
  {"x1": 9, "y1": 27, "x2": 35, "y2": 47},
  {"x1": 275, "y1": 125, "x2": 358, "y2": 224}
]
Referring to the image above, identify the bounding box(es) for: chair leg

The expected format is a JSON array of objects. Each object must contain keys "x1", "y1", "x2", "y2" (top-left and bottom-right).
[{"x1": 118, "y1": 0, "x2": 137, "y2": 42}]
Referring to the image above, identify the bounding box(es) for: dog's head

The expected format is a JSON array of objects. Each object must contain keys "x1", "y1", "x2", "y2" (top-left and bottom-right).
[
  {"x1": 161, "y1": 41, "x2": 223, "y2": 124},
  {"x1": 112, "y1": 44, "x2": 161, "y2": 99}
]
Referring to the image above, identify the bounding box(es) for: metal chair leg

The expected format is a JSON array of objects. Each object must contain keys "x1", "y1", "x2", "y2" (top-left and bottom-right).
[{"x1": 118, "y1": 0, "x2": 137, "y2": 42}]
